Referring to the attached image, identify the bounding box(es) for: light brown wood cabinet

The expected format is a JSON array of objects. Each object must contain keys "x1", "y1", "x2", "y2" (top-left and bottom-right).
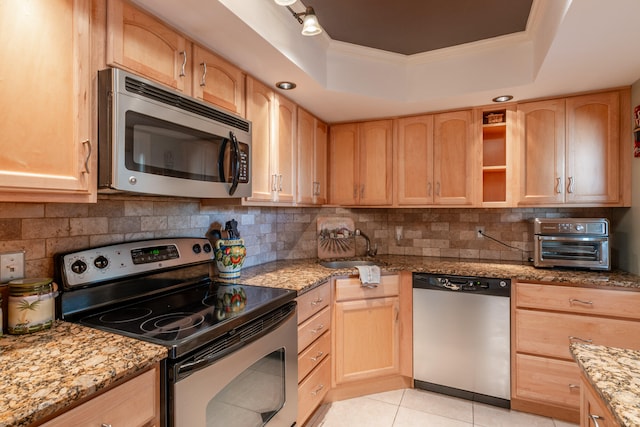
[
  {"x1": 512, "y1": 281, "x2": 640, "y2": 423},
  {"x1": 297, "y1": 282, "x2": 331, "y2": 426},
  {"x1": 297, "y1": 108, "x2": 328, "y2": 205},
  {"x1": 107, "y1": 0, "x2": 192, "y2": 94},
  {"x1": 332, "y1": 274, "x2": 413, "y2": 391},
  {"x1": 0, "y1": 0, "x2": 95, "y2": 203},
  {"x1": 192, "y1": 44, "x2": 246, "y2": 115},
  {"x1": 517, "y1": 90, "x2": 628, "y2": 206},
  {"x1": 245, "y1": 77, "x2": 296, "y2": 204},
  {"x1": 580, "y1": 373, "x2": 620, "y2": 427},
  {"x1": 39, "y1": 364, "x2": 161, "y2": 427},
  {"x1": 328, "y1": 120, "x2": 393, "y2": 205},
  {"x1": 395, "y1": 110, "x2": 475, "y2": 206}
]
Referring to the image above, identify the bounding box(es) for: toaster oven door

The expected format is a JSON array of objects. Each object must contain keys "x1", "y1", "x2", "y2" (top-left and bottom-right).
[{"x1": 534, "y1": 235, "x2": 610, "y2": 270}]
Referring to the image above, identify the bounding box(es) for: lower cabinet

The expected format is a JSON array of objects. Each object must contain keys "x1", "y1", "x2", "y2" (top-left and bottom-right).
[
  {"x1": 296, "y1": 281, "x2": 331, "y2": 426},
  {"x1": 39, "y1": 364, "x2": 160, "y2": 427},
  {"x1": 513, "y1": 281, "x2": 640, "y2": 423},
  {"x1": 580, "y1": 373, "x2": 620, "y2": 427}
]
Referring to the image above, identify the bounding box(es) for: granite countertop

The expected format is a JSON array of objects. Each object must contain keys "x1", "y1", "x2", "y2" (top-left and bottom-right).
[
  {"x1": 571, "y1": 343, "x2": 640, "y2": 427},
  {"x1": 233, "y1": 255, "x2": 640, "y2": 295},
  {"x1": 0, "y1": 321, "x2": 166, "y2": 427}
]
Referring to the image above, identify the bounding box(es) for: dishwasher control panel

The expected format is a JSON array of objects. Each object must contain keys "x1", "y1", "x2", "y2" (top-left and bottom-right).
[{"x1": 413, "y1": 273, "x2": 510, "y2": 297}]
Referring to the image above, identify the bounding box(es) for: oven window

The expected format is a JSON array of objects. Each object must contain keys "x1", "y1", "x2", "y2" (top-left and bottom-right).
[
  {"x1": 540, "y1": 240, "x2": 601, "y2": 261},
  {"x1": 125, "y1": 111, "x2": 224, "y2": 182},
  {"x1": 205, "y1": 348, "x2": 286, "y2": 427}
]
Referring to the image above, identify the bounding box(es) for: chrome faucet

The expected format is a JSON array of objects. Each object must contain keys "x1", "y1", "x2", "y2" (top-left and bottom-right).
[{"x1": 355, "y1": 229, "x2": 378, "y2": 257}]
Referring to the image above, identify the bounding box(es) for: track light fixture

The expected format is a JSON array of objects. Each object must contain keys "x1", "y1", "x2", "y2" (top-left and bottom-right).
[{"x1": 280, "y1": 4, "x2": 323, "y2": 36}]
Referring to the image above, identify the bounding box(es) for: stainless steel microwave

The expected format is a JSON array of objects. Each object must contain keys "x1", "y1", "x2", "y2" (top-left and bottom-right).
[
  {"x1": 533, "y1": 218, "x2": 610, "y2": 271},
  {"x1": 97, "y1": 68, "x2": 251, "y2": 198}
]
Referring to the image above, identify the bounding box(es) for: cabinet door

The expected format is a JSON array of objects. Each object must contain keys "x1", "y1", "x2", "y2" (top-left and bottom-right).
[
  {"x1": 0, "y1": 0, "x2": 94, "y2": 203},
  {"x1": 275, "y1": 95, "x2": 297, "y2": 203},
  {"x1": 245, "y1": 77, "x2": 275, "y2": 202},
  {"x1": 314, "y1": 119, "x2": 328, "y2": 205},
  {"x1": 297, "y1": 108, "x2": 315, "y2": 204},
  {"x1": 358, "y1": 120, "x2": 393, "y2": 205},
  {"x1": 565, "y1": 92, "x2": 620, "y2": 204},
  {"x1": 433, "y1": 110, "x2": 474, "y2": 205},
  {"x1": 581, "y1": 374, "x2": 620, "y2": 427},
  {"x1": 396, "y1": 115, "x2": 434, "y2": 205},
  {"x1": 107, "y1": 0, "x2": 191, "y2": 94},
  {"x1": 192, "y1": 45, "x2": 245, "y2": 115},
  {"x1": 517, "y1": 99, "x2": 566, "y2": 204},
  {"x1": 328, "y1": 123, "x2": 359, "y2": 205},
  {"x1": 334, "y1": 297, "x2": 400, "y2": 384}
]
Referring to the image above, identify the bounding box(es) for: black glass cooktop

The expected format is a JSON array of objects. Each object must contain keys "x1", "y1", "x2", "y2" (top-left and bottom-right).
[{"x1": 79, "y1": 280, "x2": 295, "y2": 358}]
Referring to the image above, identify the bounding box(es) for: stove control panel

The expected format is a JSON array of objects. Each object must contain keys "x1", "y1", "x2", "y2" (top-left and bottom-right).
[{"x1": 59, "y1": 238, "x2": 214, "y2": 289}]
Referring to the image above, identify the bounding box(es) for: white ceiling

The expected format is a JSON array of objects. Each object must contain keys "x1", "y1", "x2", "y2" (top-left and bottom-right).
[{"x1": 131, "y1": 0, "x2": 640, "y2": 123}]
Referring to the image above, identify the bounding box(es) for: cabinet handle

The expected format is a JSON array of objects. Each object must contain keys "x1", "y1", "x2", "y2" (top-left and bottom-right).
[
  {"x1": 82, "y1": 139, "x2": 91, "y2": 174},
  {"x1": 310, "y1": 297, "x2": 323, "y2": 306},
  {"x1": 427, "y1": 182, "x2": 432, "y2": 197},
  {"x1": 360, "y1": 185, "x2": 365, "y2": 199},
  {"x1": 569, "y1": 336, "x2": 593, "y2": 344},
  {"x1": 589, "y1": 414, "x2": 603, "y2": 427},
  {"x1": 179, "y1": 50, "x2": 187, "y2": 77},
  {"x1": 311, "y1": 384, "x2": 325, "y2": 396},
  {"x1": 353, "y1": 185, "x2": 358, "y2": 199},
  {"x1": 200, "y1": 62, "x2": 207, "y2": 86},
  {"x1": 279, "y1": 174, "x2": 283, "y2": 191},
  {"x1": 569, "y1": 298, "x2": 593, "y2": 306},
  {"x1": 555, "y1": 177, "x2": 562, "y2": 194},
  {"x1": 310, "y1": 324, "x2": 324, "y2": 334},
  {"x1": 436, "y1": 182, "x2": 441, "y2": 196},
  {"x1": 362, "y1": 284, "x2": 378, "y2": 289},
  {"x1": 101, "y1": 424, "x2": 113, "y2": 427},
  {"x1": 568, "y1": 384, "x2": 580, "y2": 390},
  {"x1": 310, "y1": 351, "x2": 324, "y2": 362},
  {"x1": 567, "y1": 176, "x2": 574, "y2": 193},
  {"x1": 271, "y1": 174, "x2": 277, "y2": 192}
]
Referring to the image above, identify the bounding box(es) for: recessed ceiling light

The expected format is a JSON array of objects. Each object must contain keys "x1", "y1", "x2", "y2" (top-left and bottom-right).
[
  {"x1": 492, "y1": 95, "x2": 513, "y2": 103},
  {"x1": 276, "y1": 81, "x2": 297, "y2": 90}
]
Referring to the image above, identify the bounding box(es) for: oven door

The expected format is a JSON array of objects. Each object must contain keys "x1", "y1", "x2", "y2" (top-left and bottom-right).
[
  {"x1": 171, "y1": 308, "x2": 298, "y2": 427},
  {"x1": 534, "y1": 235, "x2": 610, "y2": 270}
]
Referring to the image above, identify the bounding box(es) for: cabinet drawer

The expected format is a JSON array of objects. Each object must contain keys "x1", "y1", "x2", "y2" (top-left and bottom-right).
[
  {"x1": 516, "y1": 309, "x2": 640, "y2": 359},
  {"x1": 298, "y1": 331, "x2": 330, "y2": 382},
  {"x1": 297, "y1": 282, "x2": 330, "y2": 324},
  {"x1": 41, "y1": 367, "x2": 159, "y2": 427},
  {"x1": 515, "y1": 353, "x2": 581, "y2": 408},
  {"x1": 298, "y1": 306, "x2": 331, "y2": 353},
  {"x1": 516, "y1": 282, "x2": 640, "y2": 320},
  {"x1": 335, "y1": 275, "x2": 399, "y2": 302},
  {"x1": 298, "y1": 356, "x2": 331, "y2": 427}
]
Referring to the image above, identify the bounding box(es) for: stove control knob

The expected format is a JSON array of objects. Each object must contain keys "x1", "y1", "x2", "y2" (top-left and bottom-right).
[
  {"x1": 203, "y1": 243, "x2": 212, "y2": 253},
  {"x1": 71, "y1": 259, "x2": 87, "y2": 274},
  {"x1": 192, "y1": 244, "x2": 202, "y2": 254},
  {"x1": 575, "y1": 224, "x2": 585, "y2": 232},
  {"x1": 94, "y1": 255, "x2": 109, "y2": 269}
]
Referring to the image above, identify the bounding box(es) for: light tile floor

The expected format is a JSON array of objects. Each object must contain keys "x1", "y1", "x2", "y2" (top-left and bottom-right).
[{"x1": 308, "y1": 388, "x2": 579, "y2": 427}]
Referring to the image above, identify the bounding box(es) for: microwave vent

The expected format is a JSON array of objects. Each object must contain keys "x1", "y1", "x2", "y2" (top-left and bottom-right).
[{"x1": 124, "y1": 76, "x2": 250, "y2": 133}]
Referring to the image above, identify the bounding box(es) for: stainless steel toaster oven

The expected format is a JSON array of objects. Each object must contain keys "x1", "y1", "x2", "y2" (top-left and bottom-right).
[{"x1": 533, "y1": 218, "x2": 610, "y2": 271}]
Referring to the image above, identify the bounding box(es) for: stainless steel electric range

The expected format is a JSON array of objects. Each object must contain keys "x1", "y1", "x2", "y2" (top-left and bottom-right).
[{"x1": 56, "y1": 237, "x2": 298, "y2": 427}]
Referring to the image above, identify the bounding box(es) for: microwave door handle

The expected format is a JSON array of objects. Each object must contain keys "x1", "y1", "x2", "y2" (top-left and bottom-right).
[{"x1": 228, "y1": 132, "x2": 241, "y2": 196}]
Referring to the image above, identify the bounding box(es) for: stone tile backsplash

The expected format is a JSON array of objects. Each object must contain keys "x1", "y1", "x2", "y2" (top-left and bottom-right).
[{"x1": 0, "y1": 195, "x2": 617, "y2": 280}]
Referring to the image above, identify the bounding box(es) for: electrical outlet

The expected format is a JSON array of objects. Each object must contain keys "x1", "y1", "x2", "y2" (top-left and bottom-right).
[
  {"x1": 1, "y1": 251, "x2": 25, "y2": 283},
  {"x1": 475, "y1": 226, "x2": 485, "y2": 239}
]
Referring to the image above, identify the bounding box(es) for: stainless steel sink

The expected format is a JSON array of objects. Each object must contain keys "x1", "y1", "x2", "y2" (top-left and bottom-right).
[{"x1": 319, "y1": 260, "x2": 378, "y2": 269}]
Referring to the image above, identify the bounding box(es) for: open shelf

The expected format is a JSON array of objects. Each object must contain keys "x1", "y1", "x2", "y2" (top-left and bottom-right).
[{"x1": 481, "y1": 110, "x2": 507, "y2": 203}]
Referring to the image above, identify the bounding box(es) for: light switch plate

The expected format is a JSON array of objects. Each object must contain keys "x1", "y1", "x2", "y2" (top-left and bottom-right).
[{"x1": 1, "y1": 251, "x2": 25, "y2": 283}]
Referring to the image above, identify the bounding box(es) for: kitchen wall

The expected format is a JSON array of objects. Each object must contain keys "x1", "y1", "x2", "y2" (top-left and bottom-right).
[
  {"x1": 0, "y1": 197, "x2": 617, "y2": 281},
  {"x1": 614, "y1": 78, "x2": 640, "y2": 274}
]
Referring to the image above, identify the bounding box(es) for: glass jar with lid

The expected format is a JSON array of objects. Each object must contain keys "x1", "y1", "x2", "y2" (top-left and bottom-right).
[{"x1": 7, "y1": 278, "x2": 58, "y2": 334}]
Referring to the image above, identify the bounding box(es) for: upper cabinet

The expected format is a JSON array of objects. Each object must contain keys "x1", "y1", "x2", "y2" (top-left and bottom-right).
[
  {"x1": 395, "y1": 110, "x2": 475, "y2": 206},
  {"x1": 517, "y1": 90, "x2": 628, "y2": 206},
  {"x1": 0, "y1": 0, "x2": 95, "y2": 203},
  {"x1": 328, "y1": 121, "x2": 393, "y2": 206},
  {"x1": 192, "y1": 45, "x2": 245, "y2": 116},
  {"x1": 107, "y1": 0, "x2": 192, "y2": 94},
  {"x1": 245, "y1": 77, "x2": 296, "y2": 204},
  {"x1": 297, "y1": 108, "x2": 328, "y2": 205}
]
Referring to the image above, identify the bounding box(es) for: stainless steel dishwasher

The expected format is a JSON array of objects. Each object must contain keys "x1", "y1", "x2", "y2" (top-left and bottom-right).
[{"x1": 413, "y1": 273, "x2": 511, "y2": 408}]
